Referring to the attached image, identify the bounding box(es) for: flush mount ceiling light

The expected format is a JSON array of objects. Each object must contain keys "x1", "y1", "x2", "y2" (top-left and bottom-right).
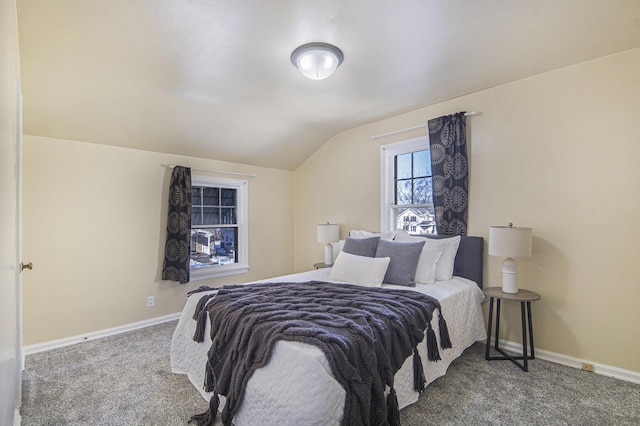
[{"x1": 291, "y1": 42, "x2": 344, "y2": 80}]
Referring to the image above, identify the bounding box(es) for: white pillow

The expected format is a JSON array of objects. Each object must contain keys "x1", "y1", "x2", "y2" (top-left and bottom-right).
[
  {"x1": 394, "y1": 231, "x2": 443, "y2": 284},
  {"x1": 434, "y1": 235, "x2": 461, "y2": 281},
  {"x1": 329, "y1": 252, "x2": 390, "y2": 287},
  {"x1": 349, "y1": 229, "x2": 396, "y2": 241},
  {"x1": 394, "y1": 231, "x2": 461, "y2": 282}
]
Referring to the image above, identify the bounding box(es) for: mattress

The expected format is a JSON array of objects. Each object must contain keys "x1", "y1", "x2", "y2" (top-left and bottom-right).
[{"x1": 170, "y1": 268, "x2": 486, "y2": 425}]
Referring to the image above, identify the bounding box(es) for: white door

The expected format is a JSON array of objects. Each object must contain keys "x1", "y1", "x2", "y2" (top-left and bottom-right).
[
  {"x1": 0, "y1": 79, "x2": 23, "y2": 424},
  {"x1": 1, "y1": 5, "x2": 24, "y2": 422}
]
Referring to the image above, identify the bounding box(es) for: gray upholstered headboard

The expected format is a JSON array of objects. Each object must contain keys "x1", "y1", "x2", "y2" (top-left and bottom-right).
[{"x1": 425, "y1": 235, "x2": 484, "y2": 288}]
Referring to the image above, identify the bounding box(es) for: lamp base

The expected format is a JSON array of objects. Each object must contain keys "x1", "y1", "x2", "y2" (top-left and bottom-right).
[
  {"x1": 501, "y1": 258, "x2": 519, "y2": 293},
  {"x1": 324, "y1": 244, "x2": 334, "y2": 266}
]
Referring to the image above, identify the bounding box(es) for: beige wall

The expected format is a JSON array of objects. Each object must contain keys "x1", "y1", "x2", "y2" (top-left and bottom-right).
[
  {"x1": 22, "y1": 136, "x2": 294, "y2": 345},
  {"x1": 294, "y1": 48, "x2": 640, "y2": 372},
  {"x1": 0, "y1": 0, "x2": 21, "y2": 423},
  {"x1": 19, "y1": 42, "x2": 640, "y2": 373}
]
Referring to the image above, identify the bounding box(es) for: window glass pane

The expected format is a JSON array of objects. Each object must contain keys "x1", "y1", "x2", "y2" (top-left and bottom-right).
[
  {"x1": 203, "y1": 207, "x2": 220, "y2": 225},
  {"x1": 413, "y1": 150, "x2": 431, "y2": 178},
  {"x1": 395, "y1": 207, "x2": 435, "y2": 235},
  {"x1": 218, "y1": 228, "x2": 238, "y2": 263},
  {"x1": 413, "y1": 177, "x2": 432, "y2": 204},
  {"x1": 192, "y1": 187, "x2": 202, "y2": 206},
  {"x1": 191, "y1": 231, "x2": 213, "y2": 266},
  {"x1": 221, "y1": 207, "x2": 236, "y2": 224},
  {"x1": 396, "y1": 180, "x2": 412, "y2": 205},
  {"x1": 202, "y1": 187, "x2": 219, "y2": 206},
  {"x1": 395, "y1": 153, "x2": 412, "y2": 180},
  {"x1": 191, "y1": 207, "x2": 202, "y2": 226},
  {"x1": 190, "y1": 227, "x2": 238, "y2": 268},
  {"x1": 220, "y1": 188, "x2": 236, "y2": 206}
]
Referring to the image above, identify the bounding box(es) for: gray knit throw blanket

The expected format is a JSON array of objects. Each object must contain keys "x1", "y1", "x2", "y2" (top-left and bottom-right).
[{"x1": 189, "y1": 281, "x2": 452, "y2": 426}]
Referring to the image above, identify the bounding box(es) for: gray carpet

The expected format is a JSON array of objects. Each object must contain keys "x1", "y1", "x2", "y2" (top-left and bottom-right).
[{"x1": 21, "y1": 321, "x2": 640, "y2": 425}]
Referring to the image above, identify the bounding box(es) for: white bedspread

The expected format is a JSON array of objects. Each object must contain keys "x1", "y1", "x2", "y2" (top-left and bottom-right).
[{"x1": 170, "y1": 269, "x2": 486, "y2": 425}]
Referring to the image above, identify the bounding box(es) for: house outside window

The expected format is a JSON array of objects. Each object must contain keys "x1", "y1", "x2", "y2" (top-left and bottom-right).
[
  {"x1": 190, "y1": 175, "x2": 249, "y2": 280},
  {"x1": 380, "y1": 136, "x2": 436, "y2": 235}
]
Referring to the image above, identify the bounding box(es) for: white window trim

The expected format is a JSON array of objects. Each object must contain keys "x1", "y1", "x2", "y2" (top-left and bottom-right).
[
  {"x1": 380, "y1": 135, "x2": 431, "y2": 233},
  {"x1": 190, "y1": 175, "x2": 250, "y2": 281}
]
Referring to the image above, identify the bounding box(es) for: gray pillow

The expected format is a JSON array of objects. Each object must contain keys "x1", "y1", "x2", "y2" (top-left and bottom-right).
[
  {"x1": 375, "y1": 239, "x2": 425, "y2": 286},
  {"x1": 342, "y1": 236, "x2": 380, "y2": 258}
]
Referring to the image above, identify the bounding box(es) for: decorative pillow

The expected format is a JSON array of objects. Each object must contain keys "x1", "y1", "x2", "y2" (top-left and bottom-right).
[
  {"x1": 374, "y1": 239, "x2": 425, "y2": 287},
  {"x1": 395, "y1": 230, "x2": 461, "y2": 281},
  {"x1": 393, "y1": 231, "x2": 443, "y2": 284},
  {"x1": 431, "y1": 235, "x2": 461, "y2": 281},
  {"x1": 329, "y1": 252, "x2": 390, "y2": 287},
  {"x1": 342, "y1": 236, "x2": 381, "y2": 258},
  {"x1": 349, "y1": 229, "x2": 396, "y2": 241}
]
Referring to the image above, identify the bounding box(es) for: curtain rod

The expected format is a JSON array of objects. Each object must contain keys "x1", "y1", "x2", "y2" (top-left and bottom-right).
[
  {"x1": 370, "y1": 111, "x2": 477, "y2": 140},
  {"x1": 168, "y1": 165, "x2": 256, "y2": 178}
]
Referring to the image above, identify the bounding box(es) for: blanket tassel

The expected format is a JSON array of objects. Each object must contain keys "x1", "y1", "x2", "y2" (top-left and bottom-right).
[
  {"x1": 438, "y1": 311, "x2": 452, "y2": 349},
  {"x1": 193, "y1": 309, "x2": 208, "y2": 343},
  {"x1": 189, "y1": 393, "x2": 219, "y2": 426},
  {"x1": 192, "y1": 294, "x2": 214, "y2": 320},
  {"x1": 426, "y1": 323, "x2": 441, "y2": 362},
  {"x1": 386, "y1": 387, "x2": 401, "y2": 426},
  {"x1": 204, "y1": 360, "x2": 215, "y2": 393},
  {"x1": 412, "y1": 348, "x2": 427, "y2": 392}
]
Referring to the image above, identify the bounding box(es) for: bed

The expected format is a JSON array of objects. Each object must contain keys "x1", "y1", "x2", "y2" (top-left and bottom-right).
[{"x1": 171, "y1": 234, "x2": 486, "y2": 425}]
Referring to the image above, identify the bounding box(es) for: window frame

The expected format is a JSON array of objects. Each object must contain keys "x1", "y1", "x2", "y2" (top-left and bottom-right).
[
  {"x1": 380, "y1": 136, "x2": 435, "y2": 234},
  {"x1": 189, "y1": 175, "x2": 249, "y2": 281}
]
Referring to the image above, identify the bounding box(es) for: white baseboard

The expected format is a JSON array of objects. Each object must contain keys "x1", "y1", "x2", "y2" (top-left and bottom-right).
[
  {"x1": 23, "y1": 312, "x2": 181, "y2": 356},
  {"x1": 494, "y1": 338, "x2": 640, "y2": 385},
  {"x1": 13, "y1": 408, "x2": 21, "y2": 426}
]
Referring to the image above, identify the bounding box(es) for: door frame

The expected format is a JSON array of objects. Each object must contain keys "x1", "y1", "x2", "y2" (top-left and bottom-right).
[{"x1": 14, "y1": 79, "x2": 24, "y2": 424}]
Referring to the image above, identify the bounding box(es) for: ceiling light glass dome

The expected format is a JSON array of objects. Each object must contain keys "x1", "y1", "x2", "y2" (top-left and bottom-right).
[{"x1": 291, "y1": 42, "x2": 344, "y2": 80}]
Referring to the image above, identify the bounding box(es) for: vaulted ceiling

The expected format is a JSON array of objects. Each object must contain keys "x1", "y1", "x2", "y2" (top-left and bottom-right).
[{"x1": 17, "y1": 0, "x2": 640, "y2": 170}]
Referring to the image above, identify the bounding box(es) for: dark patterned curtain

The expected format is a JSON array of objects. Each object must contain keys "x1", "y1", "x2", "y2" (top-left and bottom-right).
[
  {"x1": 162, "y1": 166, "x2": 192, "y2": 284},
  {"x1": 428, "y1": 112, "x2": 468, "y2": 236}
]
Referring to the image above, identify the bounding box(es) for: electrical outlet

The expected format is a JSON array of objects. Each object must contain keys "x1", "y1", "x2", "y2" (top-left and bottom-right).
[
  {"x1": 582, "y1": 362, "x2": 595, "y2": 372},
  {"x1": 146, "y1": 296, "x2": 155, "y2": 308}
]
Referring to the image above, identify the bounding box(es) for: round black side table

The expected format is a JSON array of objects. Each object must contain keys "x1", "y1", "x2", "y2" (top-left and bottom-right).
[{"x1": 483, "y1": 287, "x2": 541, "y2": 372}]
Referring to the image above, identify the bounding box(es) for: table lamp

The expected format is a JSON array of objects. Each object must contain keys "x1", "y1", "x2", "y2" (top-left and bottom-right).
[
  {"x1": 317, "y1": 223, "x2": 339, "y2": 266},
  {"x1": 489, "y1": 223, "x2": 532, "y2": 294}
]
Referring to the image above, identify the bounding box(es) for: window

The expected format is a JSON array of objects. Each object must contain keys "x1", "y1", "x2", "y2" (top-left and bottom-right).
[
  {"x1": 380, "y1": 136, "x2": 436, "y2": 235},
  {"x1": 190, "y1": 175, "x2": 249, "y2": 280}
]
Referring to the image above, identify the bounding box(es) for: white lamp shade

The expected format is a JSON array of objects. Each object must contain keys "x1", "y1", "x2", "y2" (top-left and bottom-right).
[
  {"x1": 489, "y1": 226, "x2": 532, "y2": 258},
  {"x1": 317, "y1": 223, "x2": 339, "y2": 244}
]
